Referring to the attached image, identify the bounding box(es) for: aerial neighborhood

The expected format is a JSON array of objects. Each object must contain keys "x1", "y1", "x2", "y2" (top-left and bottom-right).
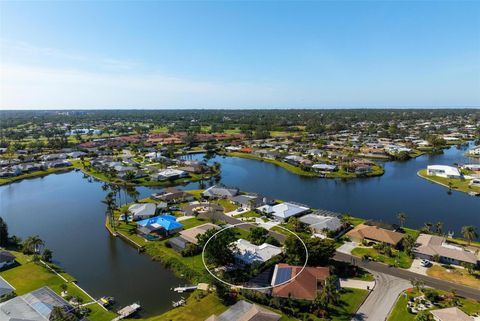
[{"x1": 0, "y1": 110, "x2": 479, "y2": 321}]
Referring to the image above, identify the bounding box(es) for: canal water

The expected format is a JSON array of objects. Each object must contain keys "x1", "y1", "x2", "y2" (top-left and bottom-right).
[{"x1": 0, "y1": 142, "x2": 478, "y2": 316}]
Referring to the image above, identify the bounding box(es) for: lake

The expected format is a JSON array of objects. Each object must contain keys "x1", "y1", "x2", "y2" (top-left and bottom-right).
[{"x1": 1, "y1": 142, "x2": 479, "y2": 316}]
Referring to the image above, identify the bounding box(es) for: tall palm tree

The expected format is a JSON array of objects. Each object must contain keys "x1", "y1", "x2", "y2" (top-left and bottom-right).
[
  {"x1": 120, "y1": 207, "x2": 131, "y2": 224},
  {"x1": 102, "y1": 192, "x2": 117, "y2": 230},
  {"x1": 435, "y1": 222, "x2": 444, "y2": 235},
  {"x1": 397, "y1": 212, "x2": 407, "y2": 227},
  {"x1": 23, "y1": 235, "x2": 45, "y2": 254},
  {"x1": 424, "y1": 222, "x2": 433, "y2": 233},
  {"x1": 461, "y1": 226, "x2": 478, "y2": 245}
]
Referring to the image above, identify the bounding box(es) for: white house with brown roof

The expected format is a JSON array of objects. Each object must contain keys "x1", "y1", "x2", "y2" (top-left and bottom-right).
[{"x1": 346, "y1": 224, "x2": 404, "y2": 247}]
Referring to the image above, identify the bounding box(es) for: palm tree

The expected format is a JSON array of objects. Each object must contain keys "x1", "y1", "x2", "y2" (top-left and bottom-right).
[
  {"x1": 424, "y1": 222, "x2": 433, "y2": 233},
  {"x1": 22, "y1": 235, "x2": 44, "y2": 254},
  {"x1": 435, "y1": 222, "x2": 444, "y2": 235},
  {"x1": 102, "y1": 192, "x2": 117, "y2": 230},
  {"x1": 120, "y1": 207, "x2": 131, "y2": 224},
  {"x1": 461, "y1": 225, "x2": 478, "y2": 245},
  {"x1": 397, "y1": 212, "x2": 407, "y2": 227},
  {"x1": 316, "y1": 276, "x2": 339, "y2": 309}
]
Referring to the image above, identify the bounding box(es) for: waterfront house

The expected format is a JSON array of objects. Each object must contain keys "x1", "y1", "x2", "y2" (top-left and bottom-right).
[
  {"x1": 347, "y1": 224, "x2": 404, "y2": 247},
  {"x1": 413, "y1": 234, "x2": 478, "y2": 267},
  {"x1": 231, "y1": 239, "x2": 282, "y2": 265},
  {"x1": 299, "y1": 213, "x2": 343, "y2": 235},
  {"x1": 128, "y1": 203, "x2": 158, "y2": 220},
  {"x1": 136, "y1": 215, "x2": 184, "y2": 240},
  {"x1": 257, "y1": 202, "x2": 310, "y2": 222},
  {"x1": 169, "y1": 223, "x2": 220, "y2": 251},
  {"x1": 205, "y1": 300, "x2": 281, "y2": 321},
  {"x1": 230, "y1": 194, "x2": 275, "y2": 210},
  {"x1": 427, "y1": 165, "x2": 462, "y2": 179},
  {"x1": 151, "y1": 187, "x2": 194, "y2": 203},
  {"x1": 0, "y1": 251, "x2": 15, "y2": 269},
  {"x1": 202, "y1": 185, "x2": 239, "y2": 199},
  {"x1": 312, "y1": 163, "x2": 337, "y2": 173},
  {"x1": 0, "y1": 276, "x2": 15, "y2": 299},
  {"x1": 152, "y1": 168, "x2": 187, "y2": 181},
  {"x1": 467, "y1": 146, "x2": 480, "y2": 156},
  {"x1": 0, "y1": 286, "x2": 74, "y2": 321},
  {"x1": 271, "y1": 264, "x2": 330, "y2": 301},
  {"x1": 470, "y1": 178, "x2": 480, "y2": 187},
  {"x1": 430, "y1": 307, "x2": 473, "y2": 321}
]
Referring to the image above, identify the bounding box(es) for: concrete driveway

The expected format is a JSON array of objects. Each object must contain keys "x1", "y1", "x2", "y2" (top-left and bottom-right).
[
  {"x1": 337, "y1": 241, "x2": 357, "y2": 255},
  {"x1": 352, "y1": 271, "x2": 411, "y2": 321},
  {"x1": 340, "y1": 278, "x2": 375, "y2": 290},
  {"x1": 407, "y1": 258, "x2": 429, "y2": 276}
]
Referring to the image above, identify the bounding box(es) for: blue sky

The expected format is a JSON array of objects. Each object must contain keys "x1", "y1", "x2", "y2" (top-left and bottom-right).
[{"x1": 1, "y1": 1, "x2": 479, "y2": 109}]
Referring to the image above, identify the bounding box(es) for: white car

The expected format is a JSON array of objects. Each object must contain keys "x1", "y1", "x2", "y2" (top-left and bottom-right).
[{"x1": 420, "y1": 259, "x2": 431, "y2": 267}]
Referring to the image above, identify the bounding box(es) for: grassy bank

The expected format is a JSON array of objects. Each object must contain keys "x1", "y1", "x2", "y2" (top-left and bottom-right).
[
  {"x1": 73, "y1": 160, "x2": 217, "y2": 187},
  {"x1": 0, "y1": 166, "x2": 73, "y2": 186},
  {"x1": 0, "y1": 250, "x2": 115, "y2": 321},
  {"x1": 418, "y1": 169, "x2": 480, "y2": 194},
  {"x1": 224, "y1": 152, "x2": 384, "y2": 179}
]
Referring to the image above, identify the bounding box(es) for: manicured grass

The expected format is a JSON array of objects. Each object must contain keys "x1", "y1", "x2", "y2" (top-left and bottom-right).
[
  {"x1": 235, "y1": 210, "x2": 262, "y2": 218},
  {"x1": 402, "y1": 227, "x2": 420, "y2": 240},
  {"x1": 0, "y1": 250, "x2": 115, "y2": 321},
  {"x1": 387, "y1": 292, "x2": 415, "y2": 321},
  {"x1": 329, "y1": 288, "x2": 369, "y2": 321},
  {"x1": 427, "y1": 265, "x2": 480, "y2": 289},
  {"x1": 351, "y1": 247, "x2": 413, "y2": 269},
  {"x1": 418, "y1": 169, "x2": 480, "y2": 194},
  {"x1": 213, "y1": 199, "x2": 240, "y2": 212},
  {"x1": 142, "y1": 292, "x2": 228, "y2": 321},
  {"x1": 0, "y1": 167, "x2": 73, "y2": 186},
  {"x1": 343, "y1": 216, "x2": 365, "y2": 227}
]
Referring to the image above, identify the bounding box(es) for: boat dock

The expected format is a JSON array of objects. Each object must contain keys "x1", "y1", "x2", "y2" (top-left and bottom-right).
[
  {"x1": 172, "y1": 285, "x2": 197, "y2": 293},
  {"x1": 111, "y1": 303, "x2": 141, "y2": 321}
]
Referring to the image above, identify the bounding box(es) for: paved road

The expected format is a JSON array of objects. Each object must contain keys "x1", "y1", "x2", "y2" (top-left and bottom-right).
[
  {"x1": 335, "y1": 252, "x2": 480, "y2": 301},
  {"x1": 352, "y1": 271, "x2": 410, "y2": 321}
]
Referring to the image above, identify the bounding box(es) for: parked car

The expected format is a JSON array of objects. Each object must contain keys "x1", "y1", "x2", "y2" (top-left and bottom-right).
[{"x1": 420, "y1": 259, "x2": 431, "y2": 267}]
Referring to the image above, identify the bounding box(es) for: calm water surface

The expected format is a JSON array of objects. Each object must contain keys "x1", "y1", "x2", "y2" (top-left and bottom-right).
[{"x1": 1, "y1": 143, "x2": 479, "y2": 316}]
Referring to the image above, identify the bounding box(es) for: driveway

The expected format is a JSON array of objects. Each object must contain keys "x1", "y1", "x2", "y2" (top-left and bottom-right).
[
  {"x1": 407, "y1": 258, "x2": 429, "y2": 276},
  {"x1": 352, "y1": 271, "x2": 410, "y2": 321},
  {"x1": 337, "y1": 241, "x2": 357, "y2": 255},
  {"x1": 340, "y1": 278, "x2": 375, "y2": 290}
]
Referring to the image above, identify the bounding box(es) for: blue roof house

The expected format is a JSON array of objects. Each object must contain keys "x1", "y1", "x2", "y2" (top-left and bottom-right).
[{"x1": 136, "y1": 214, "x2": 184, "y2": 240}]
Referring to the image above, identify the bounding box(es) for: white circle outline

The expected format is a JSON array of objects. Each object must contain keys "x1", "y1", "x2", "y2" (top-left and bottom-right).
[{"x1": 201, "y1": 222, "x2": 309, "y2": 290}]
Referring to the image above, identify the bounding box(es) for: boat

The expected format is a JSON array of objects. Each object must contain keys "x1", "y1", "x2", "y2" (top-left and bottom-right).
[
  {"x1": 99, "y1": 296, "x2": 115, "y2": 307},
  {"x1": 468, "y1": 191, "x2": 479, "y2": 196},
  {"x1": 172, "y1": 297, "x2": 186, "y2": 307}
]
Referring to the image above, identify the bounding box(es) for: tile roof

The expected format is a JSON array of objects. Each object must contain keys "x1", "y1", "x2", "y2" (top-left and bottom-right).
[
  {"x1": 179, "y1": 223, "x2": 220, "y2": 244},
  {"x1": 347, "y1": 224, "x2": 404, "y2": 246},
  {"x1": 271, "y1": 264, "x2": 330, "y2": 301},
  {"x1": 205, "y1": 300, "x2": 281, "y2": 321}
]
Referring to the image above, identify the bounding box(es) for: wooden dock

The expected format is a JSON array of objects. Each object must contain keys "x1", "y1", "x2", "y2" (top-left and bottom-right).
[{"x1": 111, "y1": 303, "x2": 141, "y2": 321}]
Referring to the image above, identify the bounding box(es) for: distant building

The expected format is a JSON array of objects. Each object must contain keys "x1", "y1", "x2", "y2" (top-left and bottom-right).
[
  {"x1": 427, "y1": 165, "x2": 461, "y2": 179},
  {"x1": 299, "y1": 213, "x2": 342, "y2": 235},
  {"x1": 205, "y1": 300, "x2": 281, "y2": 321},
  {"x1": 202, "y1": 185, "x2": 239, "y2": 199},
  {"x1": 169, "y1": 223, "x2": 221, "y2": 251}
]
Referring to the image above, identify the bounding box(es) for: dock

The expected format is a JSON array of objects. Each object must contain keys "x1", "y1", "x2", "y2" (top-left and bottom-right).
[
  {"x1": 111, "y1": 303, "x2": 141, "y2": 321},
  {"x1": 172, "y1": 285, "x2": 197, "y2": 293}
]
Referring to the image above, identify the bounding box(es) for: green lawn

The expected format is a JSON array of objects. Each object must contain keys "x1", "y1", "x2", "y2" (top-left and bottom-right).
[
  {"x1": 0, "y1": 250, "x2": 115, "y2": 321},
  {"x1": 351, "y1": 247, "x2": 413, "y2": 268},
  {"x1": 235, "y1": 210, "x2": 262, "y2": 218},
  {"x1": 418, "y1": 169, "x2": 480, "y2": 194},
  {"x1": 387, "y1": 289, "x2": 480, "y2": 321},
  {"x1": 329, "y1": 288, "x2": 369, "y2": 321},
  {"x1": 213, "y1": 199, "x2": 240, "y2": 212}
]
